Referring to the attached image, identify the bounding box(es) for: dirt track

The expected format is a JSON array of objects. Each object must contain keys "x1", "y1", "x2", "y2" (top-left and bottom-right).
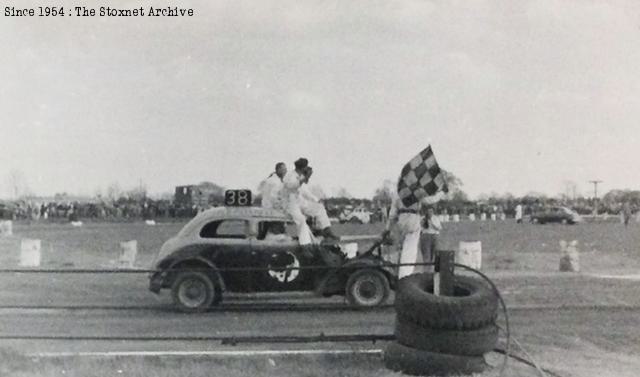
[{"x1": 2, "y1": 221, "x2": 640, "y2": 376}]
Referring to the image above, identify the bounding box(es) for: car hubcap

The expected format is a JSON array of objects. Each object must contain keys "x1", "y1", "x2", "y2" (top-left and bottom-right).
[
  {"x1": 354, "y1": 276, "x2": 382, "y2": 305},
  {"x1": 178, "y1": 279, "x2": 207, "y2": 308}
]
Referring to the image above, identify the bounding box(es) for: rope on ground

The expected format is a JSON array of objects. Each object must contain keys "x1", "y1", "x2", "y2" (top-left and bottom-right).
[{"x1": 453, "y1": 263, "x2": 511, "y2": 377}]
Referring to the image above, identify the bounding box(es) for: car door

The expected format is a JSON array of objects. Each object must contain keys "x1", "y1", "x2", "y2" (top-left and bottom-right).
[
  {"x1": 199, "y1": 219, "x2": 255, "y2": 292},
  {"x1": 250, "y1": 220, "x2": 316, "y2": 292}
]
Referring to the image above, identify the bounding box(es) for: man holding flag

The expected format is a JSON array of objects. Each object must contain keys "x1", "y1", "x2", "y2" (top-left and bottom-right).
[{"x1": 385, "y1": 145, "x2": 448, "y2": 278}]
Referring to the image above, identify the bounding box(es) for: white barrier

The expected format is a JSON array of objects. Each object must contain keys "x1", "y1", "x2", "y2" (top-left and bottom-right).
[
  {"x1": 145, "y1": 220, "x2": 156, "y2": 226},
  {"x1": 457, "y1": 241, "x2": 482, "y2": 270},
  {"x1": 559, "y1": 240, "x2": 579, "y2": 272},
  {"x1": 0, "y1": 220, "x2": 12, "y2": 237},
  {"x1": 480, "y1": 213, "x2": 487, "y2": 221},
  {"x1": 490, "y1": 213, "x2": 497, "y2": 221},
  {"x1": 118, "y1": 240, "x2": 138, "y2": 268},
  {"x1": 499, "y1": 213, "x2": 506, "y2": 221},
  {"x1": 452, "y1": 214, "x2": 460, "y2": 222},
  {"x1": 469, "y1": 213, "x2": 476, "y2": 221},
  {"x1": 20, "y1": 239, "x2": 41, "y2": 267}
]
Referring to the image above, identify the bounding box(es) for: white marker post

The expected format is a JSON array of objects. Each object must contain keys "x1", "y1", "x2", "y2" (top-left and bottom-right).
[
  {"x1": 20, "y1": 239, "x2": 41, "y2": 267},
  {"x1": 0, "y1": 220, "x2": 12, "y2": 237},
  {"x1": 457, "y1": 241, "x2": 482, "y2": 270},
  {"x1": 118, "y1": 240, "x2": 138, "y2": 268}
]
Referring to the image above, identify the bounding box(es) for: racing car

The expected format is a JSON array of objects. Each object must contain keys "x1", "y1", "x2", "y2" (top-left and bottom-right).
[{"x1": 149, "y1": 197, "x2": 395, "y2": 312}]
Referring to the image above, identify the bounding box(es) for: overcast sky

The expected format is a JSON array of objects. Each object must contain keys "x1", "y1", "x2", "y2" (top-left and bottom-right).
[{"x1": 2, "y1": 0, "x2": 640, "y2": 199}]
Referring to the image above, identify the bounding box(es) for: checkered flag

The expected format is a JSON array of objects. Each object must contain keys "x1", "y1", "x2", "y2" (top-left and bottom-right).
[{"x1": 397, "y1": 145, "x2": 449, "y2": 208}]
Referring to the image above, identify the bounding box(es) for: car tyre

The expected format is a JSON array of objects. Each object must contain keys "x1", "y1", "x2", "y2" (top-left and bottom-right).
[
  {"x1": 394, "y1": 316, "x2": 498, "y2": 356},
  {"x1": 171, "y1": 271, "x2": 221, "y2": 313},
  {"x1": 383, "y1": 341, "x2": 487, "y2": 376},
  {"x1": 345, "y1": 268, "x2": 390, "y2": 307},
  {"x1": 395, "y1": 273, "x2": 498, "y2": 330}
]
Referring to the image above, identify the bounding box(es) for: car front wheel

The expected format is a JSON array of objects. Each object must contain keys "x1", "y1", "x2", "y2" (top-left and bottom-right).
[
  {"x1": 345, "y1": 269, "x2": 390, "y2": 307},
  {"x1": 171, "y1": 271, "x2": 221, "y2": 313}
]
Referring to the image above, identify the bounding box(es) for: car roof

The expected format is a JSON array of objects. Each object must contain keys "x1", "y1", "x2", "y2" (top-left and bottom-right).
[{"x1": 177, "y1": 206, "x2": 291, "y2": 237}]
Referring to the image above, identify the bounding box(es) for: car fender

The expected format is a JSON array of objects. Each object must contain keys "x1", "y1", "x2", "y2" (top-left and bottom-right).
[
  {"x1": 166, "y1": 254, "x2": 226, "y2": 291},
  {"x1": 341, "y1": 257, "x2": 396, "y2": 288}
]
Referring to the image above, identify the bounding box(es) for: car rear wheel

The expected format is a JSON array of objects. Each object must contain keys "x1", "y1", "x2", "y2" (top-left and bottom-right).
[
  {"x1": 345, "y1": 269, "x2": 390, "y2": 307},
  {"x1": 171, "y1": 271, "x2": 220, "y2": 313},
  {"x1": 348, "y1": 216, "x2": 363, "y2": 224}
]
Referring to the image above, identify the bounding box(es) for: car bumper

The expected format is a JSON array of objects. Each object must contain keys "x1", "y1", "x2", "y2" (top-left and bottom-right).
[{"x1": 148, "y1": 271, "x2": 165, "y2": 294}]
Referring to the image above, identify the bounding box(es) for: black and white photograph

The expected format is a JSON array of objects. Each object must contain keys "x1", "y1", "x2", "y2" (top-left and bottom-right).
[{"x1": 2, "y1": 1, "x2": 640, "y2": 376}]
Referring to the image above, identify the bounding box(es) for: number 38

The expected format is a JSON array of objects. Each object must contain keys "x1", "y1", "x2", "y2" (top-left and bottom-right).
[{"x1": 225, "y1": 190, "x2": 252, "y2": 206}]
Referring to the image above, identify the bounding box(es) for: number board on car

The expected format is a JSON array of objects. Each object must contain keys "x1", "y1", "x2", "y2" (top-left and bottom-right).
[{"x1": 224, "y1": 190, "x2": 252, "y2": 207}]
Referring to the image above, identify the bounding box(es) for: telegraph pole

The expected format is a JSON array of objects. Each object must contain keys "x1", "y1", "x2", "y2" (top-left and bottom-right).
[{"x1": 589, "y1": 180, "x2": 602, "y2": 216}]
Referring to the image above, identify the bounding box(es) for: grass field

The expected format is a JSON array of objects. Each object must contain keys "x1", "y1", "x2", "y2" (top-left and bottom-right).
[{"x1": 1, "y1": 219, "x2": 639, "y2": 274}]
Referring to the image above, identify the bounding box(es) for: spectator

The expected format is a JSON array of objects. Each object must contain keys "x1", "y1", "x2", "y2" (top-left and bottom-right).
[
  {"x1": 515, "y1": 203, "x2": 523, "y2": 224},
  {"x1": 622, "y1": 201, "x2": 632, "y2": 227},
  {"x1": 420, "y1": 207, "x2": 442, "y2": 272}
]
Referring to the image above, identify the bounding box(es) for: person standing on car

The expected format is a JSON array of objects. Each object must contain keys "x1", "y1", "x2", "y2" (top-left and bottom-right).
[
  {"x1": 282, "y1": 158, "x2": 340, "y2": 245},
  {"x1": 386, "y1": 192, "x2": 443, "y2": 278},
  {"x1": 420, "y1": 206, "x2": 441, "y2": 271},
  {"x1": 260, "y1": 162, "x2": 287, "y2": 209}
]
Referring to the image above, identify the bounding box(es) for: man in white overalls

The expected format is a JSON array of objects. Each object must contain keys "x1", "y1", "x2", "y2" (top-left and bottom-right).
[{"x1": 281, "y1": 158, "x2": 340, "y2": 245}]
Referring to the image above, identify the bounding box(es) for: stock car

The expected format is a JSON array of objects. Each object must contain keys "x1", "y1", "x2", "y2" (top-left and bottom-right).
[{"x1": 149, "y1": 200, "x2": 395, "y2": 312}]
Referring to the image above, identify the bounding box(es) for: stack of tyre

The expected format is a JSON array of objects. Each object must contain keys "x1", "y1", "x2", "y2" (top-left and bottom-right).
[{"x1": 384, "y1": 273, "x2": 499, "y2": 376}]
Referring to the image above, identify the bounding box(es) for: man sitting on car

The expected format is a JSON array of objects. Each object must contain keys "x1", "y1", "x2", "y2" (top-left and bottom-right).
[
  {"x1": 282, "y1": 158, "x2": 340, "y2": 245},
  {"x1": 260, "y1": 162, "x2": 287, "y2": 209}
]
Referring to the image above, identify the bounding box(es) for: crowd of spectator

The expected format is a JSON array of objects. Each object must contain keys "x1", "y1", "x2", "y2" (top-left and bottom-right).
[
  {"x1": 0, "y1": 198, "x2": 202, "y2": 221},
  {"x1": 1, "y1": 192, "x2": 636, "y2": 222}
]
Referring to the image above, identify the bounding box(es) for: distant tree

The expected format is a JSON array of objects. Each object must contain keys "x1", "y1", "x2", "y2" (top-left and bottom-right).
[
  {"x1": 309, "y1": 184, "x2": 327, "y2": 200},
  {"x1": 562, "y1": 180, "x2": 579, "y2": 201},
  {"x1": 5, "y1": 169, "x2": 31, "y2": 199},
  {"x1": 333, "y1": 187, "x2": 352, "y2": 199},
  {"x1": 440, "y1": 169, "x2": 464, "y2": 195},
  {"x1": 105, "y1": 182, "x2": 122, "y2": 202},
  {"x1": 127, "y1": 183, "x2": 147, "y2": 202},
  {"x1": 372, "y1": 179, "x2": 395, "y2": 207}
]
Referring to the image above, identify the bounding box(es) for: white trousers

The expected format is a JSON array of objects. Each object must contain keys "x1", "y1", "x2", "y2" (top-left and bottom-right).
[
  {"x1": 285, "y1": 200, "x2": 330, "y2": 245},
  {"x1": 397, "y1": 213, "x2": 422, "y2": 278}
]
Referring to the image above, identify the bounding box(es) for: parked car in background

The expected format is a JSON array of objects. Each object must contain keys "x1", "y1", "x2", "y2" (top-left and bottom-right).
[
  {"x1": 339, "y1": 207, "x2": 372, "y2": 224},
  {"x1": 530, "y1": 206, "x2": 582, "y2": 224}
]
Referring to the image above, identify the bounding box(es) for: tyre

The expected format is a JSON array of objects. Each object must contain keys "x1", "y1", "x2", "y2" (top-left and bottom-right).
[
  {"x1": 394, "y1": 316, "x2": 498, "y2": 356},
  {"x1": 395, "y1": 273, "x2": 498, "y2": 330},
  {"x1": 383, "y1": 341, "x2": 487, "y2": 376},
  {"x1": 171, "y1": 271, "x2": 221, "y2": 313},
  {"x1": 345, "y1": 268, "x2": 390, "y2": 307}
]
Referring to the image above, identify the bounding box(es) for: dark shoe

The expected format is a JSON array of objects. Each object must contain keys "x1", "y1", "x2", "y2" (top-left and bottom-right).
[{"x1": 322, "y1": 227, "x2": 341, "y2": 242}]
